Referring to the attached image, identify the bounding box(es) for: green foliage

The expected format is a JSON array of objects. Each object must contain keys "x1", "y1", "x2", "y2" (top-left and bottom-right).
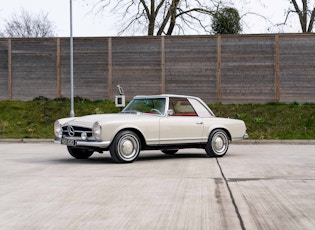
[
  {"x1": 211, "y1": 103, "x2": 315, "y2": 140},
  {"x1": 0, "y1": 99, "x2": 314, "y2": 140},
  {"x1": 211, "y1": 7, "x2": 242, "y2": 34},
  {"x1": 0, "y1": 98, "x2": 119, "y2": 138}
]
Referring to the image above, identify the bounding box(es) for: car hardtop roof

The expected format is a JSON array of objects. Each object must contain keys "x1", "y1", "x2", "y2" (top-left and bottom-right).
[
  {"x1": 133, "y1": 94, "x2": 201, "y2": 100},
  {"x1": 131, "y1": 94, "x2": 214, "y2": 116}
]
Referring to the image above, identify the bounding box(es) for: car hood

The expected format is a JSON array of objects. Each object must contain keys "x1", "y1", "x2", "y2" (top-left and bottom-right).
[{"x1": 63, "y1": 113, "x2": 159, "y2": 128}]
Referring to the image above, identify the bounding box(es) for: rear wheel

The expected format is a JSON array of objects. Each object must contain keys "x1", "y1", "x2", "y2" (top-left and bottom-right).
[
  {"x1": 67, "y1": 146, "x2": 94, "y2": 159},
  {"x1": 205, "y1": 129, "x2": 229, "y2": 157},
  {"x1": 110, "y1": 130, "x2": 141, "y2": 163}
]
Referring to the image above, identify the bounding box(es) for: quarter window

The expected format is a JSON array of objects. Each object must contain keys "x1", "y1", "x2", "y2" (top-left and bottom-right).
[
  {"x1": 168, "y1": 98, "x2": 197, "y2": 116},
  {"x1": 188, "y1": 98, "x2": 213, "y2": 117}
]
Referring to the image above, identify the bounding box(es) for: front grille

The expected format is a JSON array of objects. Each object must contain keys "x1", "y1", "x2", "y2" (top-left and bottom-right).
[{"x1": 62, "y1": 126, "x2": 93, "y2": 138}]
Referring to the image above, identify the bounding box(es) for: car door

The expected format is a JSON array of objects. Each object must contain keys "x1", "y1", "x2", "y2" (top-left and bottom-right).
[{"x1": 159, "y1": 97, "x2": 204, "y2": 145}]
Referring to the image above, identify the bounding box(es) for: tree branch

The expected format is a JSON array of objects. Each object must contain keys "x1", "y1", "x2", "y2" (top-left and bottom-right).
[
  {"x1": 176, "y1": 8, "x2": 216, "y2": 17},
  {"x1": 307, "y1": 7, "x2": 315, "y2": 32}
]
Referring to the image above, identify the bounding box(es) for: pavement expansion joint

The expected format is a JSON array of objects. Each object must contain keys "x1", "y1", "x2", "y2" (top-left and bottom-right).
[{"x1": 216, "y1": 158, "x2": 246, "y2": 230}]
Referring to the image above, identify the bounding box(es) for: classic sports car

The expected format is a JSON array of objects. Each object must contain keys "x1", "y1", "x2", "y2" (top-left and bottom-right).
[{"x1": 54, "y1": 94, "x2": 248, "y2": 163}]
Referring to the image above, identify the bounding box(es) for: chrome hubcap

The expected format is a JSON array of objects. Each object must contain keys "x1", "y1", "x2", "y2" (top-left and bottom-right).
[
  {"x1": 212, "y1": 132, "x2": 228, "y2": 155},
  {"x1": 214, "y1": 137, "x2": 224, "y2": 150},
  {"x1": 118, "y1": 134, "x2": 139, "y2": 160},
  {"x1": 121, "y1": 139, "x2": 134, "y2": 156}
]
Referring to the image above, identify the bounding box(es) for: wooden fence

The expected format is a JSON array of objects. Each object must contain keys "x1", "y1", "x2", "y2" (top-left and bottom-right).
[{"x1": 0, "y1": 34, "x2": 314, "y2": 103}]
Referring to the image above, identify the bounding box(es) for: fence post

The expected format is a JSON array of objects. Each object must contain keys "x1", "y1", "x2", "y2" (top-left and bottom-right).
[
  {"x1": 57, "y1": 38, "x2": 61, "y2": 98},
  {"x1": 8, "y1": 39, "x2": 12, "y2": 100},
  {"x1": 216, "y1": 35, "x2": 222, "y2": 103},
  {"x1": 108, "y1": 38, "x2": 113, "y2": 100},
  {"x1": 161, "y1": 37, "x2": 166, "y2": 94},
  {"x1": 275, "y1": 35, "x2": 280, "y2": 102}
]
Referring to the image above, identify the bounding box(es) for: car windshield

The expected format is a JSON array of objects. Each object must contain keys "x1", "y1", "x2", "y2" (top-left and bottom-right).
[{"x1": 122, "y1": 98, "x2": 166, "y2": 115}]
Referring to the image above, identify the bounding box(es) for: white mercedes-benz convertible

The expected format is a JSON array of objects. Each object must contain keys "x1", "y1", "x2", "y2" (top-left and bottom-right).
[{"x1": 54, "y1": 94, "x2": 248, "y2": 163}]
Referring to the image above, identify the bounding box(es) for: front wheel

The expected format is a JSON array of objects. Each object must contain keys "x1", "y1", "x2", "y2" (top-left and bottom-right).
[
  {"x1": 110, "y1": 130, "x2": 141, "y2": 163},
  {"x1": 67, "y1": 146, "x2": 94, "y2": 159},
  {"x1": 205, "y1": 129, "x2": 229, "y2": 157}
]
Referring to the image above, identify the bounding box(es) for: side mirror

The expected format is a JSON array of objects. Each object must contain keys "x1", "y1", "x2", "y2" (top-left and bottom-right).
[{"x1": 167, "y1": 109, "x2": 174, "y2": 116}]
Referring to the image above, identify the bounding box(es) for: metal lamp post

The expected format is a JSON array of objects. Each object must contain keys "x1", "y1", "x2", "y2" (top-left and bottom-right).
[{"x1": 70, "y1": 0, "x2": 75, "y2": 117}]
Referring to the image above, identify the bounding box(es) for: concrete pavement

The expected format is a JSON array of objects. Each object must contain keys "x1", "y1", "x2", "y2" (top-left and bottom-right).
[{"x1": 0, "y1": 143, "x2": 314, "y2": 229}]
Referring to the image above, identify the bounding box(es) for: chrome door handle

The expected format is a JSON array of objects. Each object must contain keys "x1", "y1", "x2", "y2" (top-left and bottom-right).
[{"x1": 196, "y1": 122, "x2": 203, "y2": 125}]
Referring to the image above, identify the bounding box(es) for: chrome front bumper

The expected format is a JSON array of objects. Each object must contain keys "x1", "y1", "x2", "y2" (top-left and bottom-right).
[
  {"x1": 243, "y1": 133, "x2": 249, "y2": 139},
  {"x1": 54, "y1": 138, "x2": 110, "y2": 148}
]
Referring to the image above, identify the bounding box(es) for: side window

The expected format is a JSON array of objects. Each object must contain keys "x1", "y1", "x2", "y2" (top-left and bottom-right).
[{"x1": 169, "y1": 98, "x2": 197, "y2": 116}]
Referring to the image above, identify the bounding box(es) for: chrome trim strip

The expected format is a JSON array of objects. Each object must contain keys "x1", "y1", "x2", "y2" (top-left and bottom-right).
[
  {"x1": 76, "y1": 141, "x2": 110, "y2": 148},
  {"x1": 159, "y1": 137, "x2": 202, "y2": 144},
  {"x1": 160, "y1": 137, "x2": 202, "y2": 142},
  {"x1": 145, "y1": 138, "x2": 159, "y2": 145},
  {"x1": 54, "y1": 139, "x2": 61, "y2": 144},
  {"x1": 232, "y1": 134, "x2": 249, "y2": 142}
]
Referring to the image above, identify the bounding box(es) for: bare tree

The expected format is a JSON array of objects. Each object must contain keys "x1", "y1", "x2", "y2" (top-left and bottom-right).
[
  {"x1": 1, "y1": 9, "x2": 56, "y2": 38},
  {"x1": 281, "y1": 0, "x2": 315, "y2": 32},
  {"x1": 88, "y1": 0, "x2": 226, "y2": 35}
]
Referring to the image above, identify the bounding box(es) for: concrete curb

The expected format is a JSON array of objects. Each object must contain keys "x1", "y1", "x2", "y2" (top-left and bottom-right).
[
  {"x1": 0, "y1": 139, "x2": 54, "y2": 143},
  {"x1": 0, "y1": 139, "x2": 314, "y2": 145},
  {"x1": 238, "y1": 139, "x2": 315, "y2": 145}
]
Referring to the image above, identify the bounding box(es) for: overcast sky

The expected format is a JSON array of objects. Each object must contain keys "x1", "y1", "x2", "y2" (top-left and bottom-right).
[{"x1": 0, "y1": 0, "x2": 301, "y2": 37}]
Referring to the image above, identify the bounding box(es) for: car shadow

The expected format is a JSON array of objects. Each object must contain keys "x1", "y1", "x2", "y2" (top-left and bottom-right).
[
  {"x1": 50, "y1": 156, "x2": 114, "y2": 164},
  {"x1": 51, "y1": 152, "x2": 209, "y2": 165},
  {"x1": 137, "y1": 153, "x2": 208, "y2": 162}
]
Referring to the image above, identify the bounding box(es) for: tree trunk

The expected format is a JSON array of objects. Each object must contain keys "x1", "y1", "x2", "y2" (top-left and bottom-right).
[
  {"x1": 291, "y1": 0, "x2": 310, "y2": 32},
  {"x1": 147, "y1": 0, "x2": 155, "y2": 35},
  {"x1": 166, "y1": 0, "x2": 180, "y2": 35}
]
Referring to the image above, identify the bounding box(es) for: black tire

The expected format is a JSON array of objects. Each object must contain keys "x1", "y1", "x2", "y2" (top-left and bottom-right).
[
  {"x1": 67, "y1": 146, "x2": 94, "y2": 159},
  {"x1": 161, "y1": 149, "x2": 178, "y2": 155},
  {"x1": 205, "y1": 129, "x2": 229, "y2": 157},
  {"x1": 109, "y1": 130, "x2": 141, "y2": 163}
]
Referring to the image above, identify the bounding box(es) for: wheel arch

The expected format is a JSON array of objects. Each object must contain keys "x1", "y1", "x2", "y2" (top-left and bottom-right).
[
  {"x1": 209, "y1": 127, "x2": 232, "y2": 141},
  {"x1": 111, "y1": 127, "x2": 146, "y2": 149}
]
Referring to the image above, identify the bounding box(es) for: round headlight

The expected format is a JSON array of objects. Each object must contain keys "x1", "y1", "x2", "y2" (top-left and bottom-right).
[
  {"x1": 93, "y1": 121, "x2": 102, "y2": 140},
  {"x1": 54, "y1": 120, "x2": 63, "y2": 138}
]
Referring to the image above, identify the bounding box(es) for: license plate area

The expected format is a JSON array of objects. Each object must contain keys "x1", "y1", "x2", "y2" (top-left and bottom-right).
[{"x1": 61, "y1": 138, "x2": 76, "y2": 146}]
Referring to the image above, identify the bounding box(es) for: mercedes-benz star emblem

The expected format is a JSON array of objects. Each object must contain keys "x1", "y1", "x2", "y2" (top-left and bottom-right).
[{"x1": 67, "y1": 126, "x2": 75, "y2": 137}]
